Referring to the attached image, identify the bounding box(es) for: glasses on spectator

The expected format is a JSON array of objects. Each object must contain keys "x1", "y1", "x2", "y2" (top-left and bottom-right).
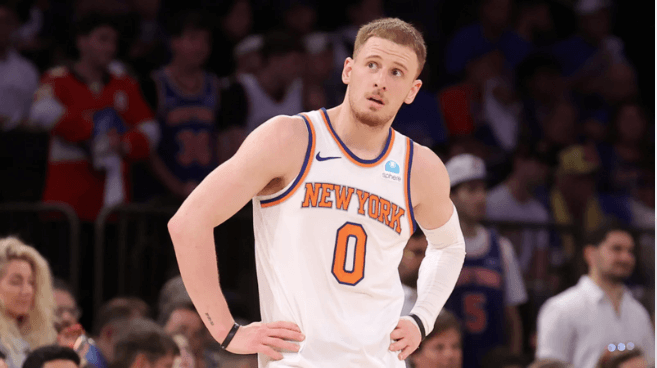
[{"x1": 55, "y1": 306, "x2": 82, "y2": 320}]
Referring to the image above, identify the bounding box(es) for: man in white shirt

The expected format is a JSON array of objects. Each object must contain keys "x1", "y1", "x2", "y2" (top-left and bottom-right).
[
  {"x1": 443, "y1": 154, "x2": 528, "y2": 368},
  {"x1": 0, "y1": 2, "x2": 39, "y2": 131},
  {"x1": 536, "y1": 224, "x2": 655, "y2": 368},
  {"x1": 487, "y1": 144, "x2": 553, "y2": 289}
]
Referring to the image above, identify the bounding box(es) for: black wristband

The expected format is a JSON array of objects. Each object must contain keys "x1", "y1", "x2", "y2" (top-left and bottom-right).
[
  {"x1": 220, "y1": 323, "x2": 240, "y2": 350},
  {"x1": 408, "y1": 314, "x2": 426, "y2": 340}
]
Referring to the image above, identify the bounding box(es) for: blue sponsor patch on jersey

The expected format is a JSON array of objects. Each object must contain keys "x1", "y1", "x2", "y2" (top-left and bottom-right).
[{"x1": 385, "y1": 160, "x2": 400, "y2": 174}]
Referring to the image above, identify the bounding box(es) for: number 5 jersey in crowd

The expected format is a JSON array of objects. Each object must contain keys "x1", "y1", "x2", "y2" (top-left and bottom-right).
[
  {"x1": 252, "y1": 108, "x2": 415, "y2": 368},
  {"x1": 443, "y1": 225, "x2": 528, "y2": 368}
]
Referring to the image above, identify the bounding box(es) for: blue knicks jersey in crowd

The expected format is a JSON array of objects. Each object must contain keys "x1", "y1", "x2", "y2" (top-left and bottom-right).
[
  {"x1": 443, "y1": 229, "x2": 505, "y2": 368},
  {"x1": 152, "y1": 68, "x2": 220, "y2": 183}
]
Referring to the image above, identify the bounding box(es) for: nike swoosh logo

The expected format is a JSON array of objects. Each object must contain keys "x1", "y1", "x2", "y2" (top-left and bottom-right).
[{"x1": 316, "y1": 152, "x2": 341, "y2": 161}]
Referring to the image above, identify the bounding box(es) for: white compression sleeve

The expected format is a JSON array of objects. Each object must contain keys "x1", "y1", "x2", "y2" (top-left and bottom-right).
[{"x1": 409, "y1": 204, "x2": 466, "y2": 337}]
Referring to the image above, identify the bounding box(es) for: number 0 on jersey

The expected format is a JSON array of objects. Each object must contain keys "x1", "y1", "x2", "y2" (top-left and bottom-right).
[{"x1": 332, "y1": 222, "x2": 367, "y2": 285}]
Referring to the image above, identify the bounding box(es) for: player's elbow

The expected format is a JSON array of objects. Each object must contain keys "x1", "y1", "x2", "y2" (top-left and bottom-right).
[{"x1": 167, "y1": 214, "x2": 188, "y2": 242}]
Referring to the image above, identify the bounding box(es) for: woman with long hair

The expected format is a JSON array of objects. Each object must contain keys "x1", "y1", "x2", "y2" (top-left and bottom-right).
[{"x1": 0, "y1": 237, "x2": 56, "y2": 368}]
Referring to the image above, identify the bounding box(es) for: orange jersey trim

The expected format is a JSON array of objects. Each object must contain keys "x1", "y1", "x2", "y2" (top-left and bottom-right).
[
  {"x1": 260, "y1": 114, "x2": 316, "y2": 208},
  {"x1": 320, "y1": 108, "x2": 395, "y2": 168}
]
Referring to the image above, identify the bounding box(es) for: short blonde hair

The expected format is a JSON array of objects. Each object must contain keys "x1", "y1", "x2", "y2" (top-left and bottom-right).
[
  {"x1": 353, "y1": 17, "x2": 427, "y2": 77},
  {"x1": 0, "y1": 237, "x2": 56, "y2": 351}
]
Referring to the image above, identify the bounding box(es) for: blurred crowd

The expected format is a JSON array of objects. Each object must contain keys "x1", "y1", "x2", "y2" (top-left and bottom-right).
[{"x1": 0, "y1": 0, "x2": 653, "y2": 367}]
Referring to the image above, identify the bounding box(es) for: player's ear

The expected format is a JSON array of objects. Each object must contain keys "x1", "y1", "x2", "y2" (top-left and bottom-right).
[
  {"x1": 342, "y1": 57, "x2": 354, "y2": 85},
  {"x1": 404, "y1": 79, "x2": 423, "y2": 104}
]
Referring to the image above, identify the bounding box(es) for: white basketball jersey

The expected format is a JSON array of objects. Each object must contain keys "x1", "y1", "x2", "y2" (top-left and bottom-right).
[{"x1": 252, "y1": 108, "x2": 416, "y2": 368}]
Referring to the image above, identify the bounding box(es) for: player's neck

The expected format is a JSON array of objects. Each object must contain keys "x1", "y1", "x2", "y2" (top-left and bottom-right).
[
  {"x1": 328, "y1": 104, "x2": 392, "y2": 158},
  {"x1": 74, "y1": 59, "x2": 105, "y2": 84}
]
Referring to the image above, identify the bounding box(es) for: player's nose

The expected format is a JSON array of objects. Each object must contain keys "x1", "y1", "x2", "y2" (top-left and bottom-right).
[{"x1": 373, "y1": 71, "x2": 387, "y2": 91}]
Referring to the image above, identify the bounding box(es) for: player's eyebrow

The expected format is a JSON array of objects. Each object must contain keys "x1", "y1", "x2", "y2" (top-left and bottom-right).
[{"x1": 364, "y1": 54, "x2": 409, "y2": 73}]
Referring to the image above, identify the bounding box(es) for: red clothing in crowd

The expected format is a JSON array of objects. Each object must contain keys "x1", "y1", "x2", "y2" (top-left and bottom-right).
[{"x1": 30, "y1": 66, "x2": 159, "y2": 221}]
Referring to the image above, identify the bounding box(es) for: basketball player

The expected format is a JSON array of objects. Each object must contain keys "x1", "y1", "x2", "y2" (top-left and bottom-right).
[{"x1": 168, "y1": 18, "x2": 466, "y2": 367}]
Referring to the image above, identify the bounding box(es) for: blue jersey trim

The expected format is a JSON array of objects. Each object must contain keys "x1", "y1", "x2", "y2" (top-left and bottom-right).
[
  {"x1": 406, "y1": 139, "x2": 416, "y2": 232},
  {"x1": 260, "y1": 114, "x2": 314, "y2": 206},
  {"x1": 320, "y1": 107, "x2": 393, "y2": 165}
]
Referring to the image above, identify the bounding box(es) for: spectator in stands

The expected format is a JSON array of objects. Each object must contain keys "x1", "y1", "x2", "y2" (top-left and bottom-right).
[
  {"x1": 110, "y1": 318, "x2": 179, "y2": 368},
  {"x1": 597, "y1": 348, "x2": 649, "y2": 368},
  {"x1": 53, "y1": 279, "x2": 81, "y2": 334},
  {"x1": 487, "y1": 144, "x2": 552, "y2": 288},
  {"x1": 28, "y1": 13, "x2": 159, "y2": 222},
  {"x1": 302, "y1": 32, "x2": 343, "y2": 111},
  {"x1": 398, "y1": 230, "x2": 427, "y2": 316},
  {"x1": 439, "y1": 50, "x2": 502, "y2": 139},
  {"x1": 0, "y1": 1, "x2": 39, "y2": 132},
  {"x1": 158, "y1": 276, "x2": 190, "y2": 319},
  {"x1": 233, "y1": 35, "x2": 263, "y2": 77},
  {"x1": 514, "y1": 0, "x2": 554, "y2": 46},
  {"x1": 536, "y1": 224, "x2": 655, "y2": 368},
  {"x1": 160, "y1": 299, "x2": 220, "y2": 368},
  {"x1": 515, "y1": 54, "x2": 567, "y2": 143},
  {"x1": 551, "y1": 0, "x2": 626, "y2": 90},
  {"x1": 208, "y1": 0, "x2": 253, "y2": 78},
  {"x1": 126, "y1": 0, "x2": 169, "y2": 81},
  {"x1": 92, "y1": 297, "x2": 151, "y2": 365},
  {"x1": 218, "y1": 31, "x2": 304, "y2": 138},
  {"x1": 331, "y1": 0, "x2": 384, "y2": 75},
  {"x1": 139, "y1": 10, "x2": 221, "y2": 202},
  {"x1": 579, "y1": 61, "x2": 639, "y2": 144},
  {"x1": 444, "y1": 0, "x2": 534, "y2": 77},
  {"x1": 536, "y1": 102, "x2": 578, "y2": 167},
  {"x1": 280, "y1": 0, "x2": 317, "y2": 37},
  {"x1": 443, "y1": 154, "x2": 527, "y2": 368},
  {"x1": 550, "y1": 145, "x2": 604, "y2": 259},
  {"x1": 527, "y1": 359, "x2": 573, "y2": 368},
  {"x1": 628, "y1": 169, "x2": 654, "y2": 293},
  {"x1": 0, "y1": 237, "x2": 56, "y2": 368},
  {"x1": 22, "y1": 346, "x2": 80, "y2": 368},
  {"x1": 409, "y1": 310, "x2": 462, "y2": 368},
  {"x1": 596, "y1": 102, "x2": 651, "y2": 195}
]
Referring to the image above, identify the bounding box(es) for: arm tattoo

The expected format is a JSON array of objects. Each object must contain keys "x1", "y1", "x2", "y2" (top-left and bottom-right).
[{"x1": 205, "y1": 313, "x2": 214, "y2": 326}]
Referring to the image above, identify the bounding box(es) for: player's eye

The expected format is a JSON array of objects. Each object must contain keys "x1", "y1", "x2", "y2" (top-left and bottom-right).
[
  {"x1": 367, "y1": 62, "x2": 377, "y2": 69},
  {"x1": 392, "y1": 69, "x2": 403, "y2": 77}
]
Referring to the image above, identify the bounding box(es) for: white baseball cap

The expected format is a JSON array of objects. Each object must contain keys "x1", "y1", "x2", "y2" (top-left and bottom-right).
[
  {"x1": 575, "y1": 0, "x2": 611, "y2": 15},
  {"x1": 234, "y1": 35, "x2": 264, "y2": 58},
  {"x1": 445, "y1": 154, "x2": 487, "y2": 187}
]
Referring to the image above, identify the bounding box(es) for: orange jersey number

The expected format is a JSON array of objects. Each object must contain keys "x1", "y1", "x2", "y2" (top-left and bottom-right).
[
  {"x1": 331, "y1": 222, "x2": 367, "y2": 286},
  {"x1": 176, "y1": 130, "x2": 212, "y2": 166},
  {"x1": 463, "y1": 292, "x2": 487, "y2": 334}
]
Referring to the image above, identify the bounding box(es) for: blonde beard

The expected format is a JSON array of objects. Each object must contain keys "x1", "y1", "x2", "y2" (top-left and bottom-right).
[{"x1": 348, "y1": 93, "x2": 395, "y2": 128}]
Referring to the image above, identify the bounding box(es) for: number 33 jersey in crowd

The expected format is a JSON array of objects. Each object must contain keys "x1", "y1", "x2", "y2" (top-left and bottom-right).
[{"x1": 253, "y1": 108, "x2": 416, "y2": 368}]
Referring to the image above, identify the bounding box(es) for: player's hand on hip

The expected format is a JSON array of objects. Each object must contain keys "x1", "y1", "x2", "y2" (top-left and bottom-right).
[
  {"x1": 226, "y1": 321, "x2": 305, "y2": 360},
  {"x1": 389, "y1": 317, "x2": 421, "y2": 360}
]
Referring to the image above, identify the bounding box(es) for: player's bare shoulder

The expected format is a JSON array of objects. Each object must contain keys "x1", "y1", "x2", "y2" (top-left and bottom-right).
[
  {"x1": 409, "y1": 142, "x2": 450, "y2": 206},
  {"x1": 250, "y1": 114, "x2": 308, "y2": 161},
  {"x1": 238, "y1": 114, "x2": 310, "y2": 193}
]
